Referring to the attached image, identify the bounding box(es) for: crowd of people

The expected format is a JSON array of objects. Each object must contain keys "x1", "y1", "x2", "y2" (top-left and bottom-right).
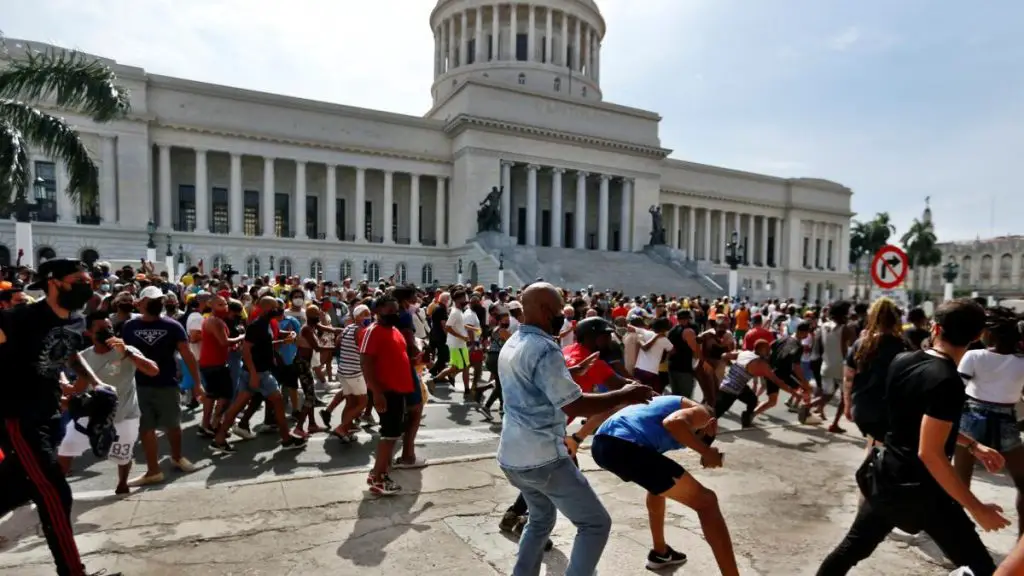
[{"x1": 1, "y1": 256, "x2": 1023, "y2": 575}]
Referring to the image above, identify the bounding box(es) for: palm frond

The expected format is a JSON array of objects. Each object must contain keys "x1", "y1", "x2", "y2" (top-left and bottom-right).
[
  {"x1": 0, "y1": 100, "x2": 98, "y2": 204},
  {"x1": 0, "y1": 118, "x2": 30, "y2": 206},
  {"x1": 0, "y1": 46, "x2": 130, "y2": 122}
]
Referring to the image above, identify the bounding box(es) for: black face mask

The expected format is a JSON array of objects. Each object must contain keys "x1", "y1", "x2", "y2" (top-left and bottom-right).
[
  {"x1": 379, "y1": 313, "x2": 400, "y2": 327},
  {"x1": 117, "y1": 302, "x2": 134, "y2": 314},
  {"x1": 93, "y1": 328, "x2": 115, "y2": 346},
  {"x1": 144, "y1": 300, "x2": 164, "y2": 316},
  {"x1": 548, "y1": 313, "x2": 565, "y2": 337},
  {"x1": 57, "y1": 282, "x2": 94, "y2": 311},
  {"x1": 165, "y1": 305, "x2": 178, "y2": 316}
]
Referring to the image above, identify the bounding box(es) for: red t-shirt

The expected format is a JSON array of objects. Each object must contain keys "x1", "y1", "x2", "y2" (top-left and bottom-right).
[
  {"x1": 743, "y1": 326, "x2": 775, "y2": 351},
  {"x1": 359, "y1": 323, "x2": 414, "y2": 393},
  {"x1": 611, "y1": 306, "x2": 629, "y2": 319},
  {"x1": 562, "y1": 343, "x2": 614, "y2": 394}
]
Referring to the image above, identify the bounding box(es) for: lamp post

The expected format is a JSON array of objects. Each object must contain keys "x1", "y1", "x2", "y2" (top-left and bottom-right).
[
  {"x1": 176, "y1": 244, "x2": 185, "y2": 278},
  {"x1": 164, "y1": 234, "x2": 174, "y2": 275},
  {"x1": 765, "y1": 271, "x2": 773, "y2": 294},
  {"x1": 362, "y1": 259, "x2": 368, "y2": 282},
  {"x1": 497, "y1": 252, "x2": 505, "y2": 287},
  {"x1": 724, "y1": 231, "x2": 745, "y2": 299},
  {"x1": 942, "y1": 256, "x2": 959, "y2": 302},
  {"x1": 145, "y1": 220, "x2": 157, "y2": 263},
  {"x1": 457, "y1": 258, "x2": 464, "y2": 284},
  {"x1": 14, "y1": 177, "x2": 46, "y2": 268}
]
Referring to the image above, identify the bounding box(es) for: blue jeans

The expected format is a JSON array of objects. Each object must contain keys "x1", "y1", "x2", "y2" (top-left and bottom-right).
[{"x1": 501, "y1": 457, "x2": 611, "y2": 576}]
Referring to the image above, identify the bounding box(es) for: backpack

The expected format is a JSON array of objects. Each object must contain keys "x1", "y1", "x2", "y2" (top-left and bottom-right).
[{"x1": 66, "y1": 388, "x2": 119, "y2": 459}]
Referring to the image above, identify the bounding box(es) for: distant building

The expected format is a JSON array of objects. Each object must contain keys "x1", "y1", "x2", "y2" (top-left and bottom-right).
[{"x1": 929, "y1": 236, "x2": 1024, "y2": 298}]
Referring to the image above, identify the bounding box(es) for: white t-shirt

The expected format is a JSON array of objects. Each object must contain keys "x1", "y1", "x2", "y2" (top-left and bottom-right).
[
  {"x1": 559, "y1": 318, "x2": 576, "y2": 347},
  {"x1": 446, "y1": 307, "x2": 468, "y2": 349},
  {"x1": 508, "y1": 316, "x2": 520, "y2": 334},
  {"x1": 635, "y1": 328, "x2": 674, "y2": 374},
  {"x1": 186, "y1": 312, "x2": 205, "y2": 360},
  {"x1": 463, "y1": 308, "x2": 481, "y2": 343},
  {"x1": 959, "y1": 349, "x2": 1024, "y2": 405}
]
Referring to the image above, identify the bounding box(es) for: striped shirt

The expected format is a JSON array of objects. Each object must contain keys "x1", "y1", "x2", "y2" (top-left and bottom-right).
[
  {"x1": 337, "y1": 324, "x2": 365, "y2": 378},
  {"x1": 720, "y1": 351, "x2": 759, "y2": 395}
]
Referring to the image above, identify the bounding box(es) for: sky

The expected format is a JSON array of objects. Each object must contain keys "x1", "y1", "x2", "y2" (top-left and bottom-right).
[{"x1": 5, "y1": 0, "x2": 1022, "y2": 242}]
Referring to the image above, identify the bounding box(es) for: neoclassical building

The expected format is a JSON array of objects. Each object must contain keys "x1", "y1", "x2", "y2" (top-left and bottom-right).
[
  {"x1": 925, "y1": 236, "x2": 1024, "y2": 298},
  {"x1": 0, "y1": 0, "x2": 852, "y2": 299}
]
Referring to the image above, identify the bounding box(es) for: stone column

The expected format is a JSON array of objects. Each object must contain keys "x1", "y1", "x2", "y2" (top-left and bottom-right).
[
  {"x1": 545, "y1": 7, "x2": 553, "y2": 63},
  {"x1": 551, "y1": 168, "x2": 564, "y2": 247},
  {"x1": 597, "y1": 174, "x2": 610, "y2": 251},
  {"x1": 355, "y1": 167, "x2": 366, "y2": 242},
  {"x1": 719, "y1": 210, "x2": 726, "y2": 260},
  {"x1": 492, "y1": 5, "x2": 500, "y2": 60},
  {"x1": 294, "y1": 160, "x2": 307, "y2": 239},
  {"x1": 194, "y1": 149, "x2": 208, "y2": 233},
  {"x1": 703, "y1": 209, "x2": 711, "y2": 261},
  {"x1": 584, "y1": 27, "x2": 592, "y2": 76},
  {"x1": 434, "y1": 26, "x2": 441, "y2": 76},
  {"x1": 262, "y1": 158, "x2": 275, "y2": 237},
  {"x1": 229, "y1": 153, "x2": 243, "y2": 235},
  {"x1": 670, "y1": 204, "x2": 681, "y2": 250},
  {"x1": 688, "y1": 207, "x2": 696, "y2": 258},
  {"x1": 509, "y1": 4, "x2": 517, "y2": 59},
  {"x1": 574, "y1": 16, "x2": 581, "y2": 71},
  {"x1": 410, "y1": 174, "x2": 420, "y2": 246},
  {"x1": 500, "y1": 160, "x2": 512, "y2": 235},
  {"x1": 575, "y1": 171, "x2": 587, "y2": 249},
  {"x1": 325, "y1": 164, "x2": 337, "y2": 240},
  {"x1": 560, "y1": 11, "x2": 568, "y2": 66},
  {"x1": 158, "y1": 145, "x2": 172, "y2": 229},
  {"x1": 525, "y1": 164, "x2": 538, "y2": 246},
  {"x1": 620, "y1": 178, "x2": 632, "y2": 252},
  {"x1": 810, "y1": 221, "x2": 818, "y2": 268},
  {"x1": 475, "y1": 7, "x2": 484, "y2": 62},
  {"x1": 383, "y1": 170, "x2": 394, "y2": 244},
  {"x1": 448, "y1": 18, "x2": 456, "y2": 68},
  {"x1": 435, "y1": 176, "x2": 446, "y2": 246},
  {"x1": 774, "y1": 218, "x2": 783, "y2": 266},
  {"x1": 459, "y1": 11, "x2": 468, "y2": 66},
  {"x1": 747, "y1": 213, "x2": 755, "y2": 265},
  {"x1": 99, "y1": 136, "x2": 117, "y2": 225},
  {"x1": 594, "y1": 32, "x2": 600, "y2": 81},
  {"x1": 838, "y1": 221, "x2": 849, "y2": 273},
  {"x1": 527, "y1": 4, "x2": 535, "y2": 62},
  {"x1": 761, "y1": 216, "x2": 769, "y2": 266}
]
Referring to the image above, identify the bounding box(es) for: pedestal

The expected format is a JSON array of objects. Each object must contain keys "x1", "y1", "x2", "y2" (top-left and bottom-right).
[
  {"x1": 727, "y1": 269, "x2": 738, "y2": 299},
  {"x1": 943, "y1": 282, "x2": 954, "y2": 302},
  {"x1": 15, "y1": 221, "x2": 33, "y2": 268},
  {"x1": 177, "y1": 261, "x2": 186, "y2": 278},
  {"x1": 498, "y1": 269, "x2": 505, "y2": 287},
  {"x1": 457, "y1": 273, "x2": 464, "y2": 285},
  {"x1": 146, "y1": 247, "x2": 157, "y2": 264},
  {"x1": 165, "y1": 256, "x2": 175, "y2": 276}
]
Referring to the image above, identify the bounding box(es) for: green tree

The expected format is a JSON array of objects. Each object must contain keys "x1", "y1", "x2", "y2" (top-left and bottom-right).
[
  {"x1": 0, "y1": 41, "x2": 130, "y2": 214},
  {"x1": 901, "y1": 217, "x2": 942, "y2": 295}
]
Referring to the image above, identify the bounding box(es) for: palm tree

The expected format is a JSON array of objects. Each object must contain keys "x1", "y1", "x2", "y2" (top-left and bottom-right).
[
  {"x1": 901, "y1": 217, "x2": 942, "y2": 295},
  {"x1": 0, "y1": 40, "x2": 130, "y2": 217},
  {"x1": 849, "y1": 213, "x2": 896, "y2": 296}
]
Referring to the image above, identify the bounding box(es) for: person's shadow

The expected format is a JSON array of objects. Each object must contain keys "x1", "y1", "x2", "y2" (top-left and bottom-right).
[
  {"x1": 0, "y1": 497, "x2": 105, "y2": 554},
  {"x1": 335, "y1": 469, "x2": 433, "y2": 566}
]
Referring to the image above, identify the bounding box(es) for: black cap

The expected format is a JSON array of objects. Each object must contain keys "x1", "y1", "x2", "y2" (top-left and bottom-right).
[
  {"x1": 575, "y1": 317, "x2": 615, "y2": 341},
  {"x1": 27, "y1": 258, "x2": 85, "y2": 291}
]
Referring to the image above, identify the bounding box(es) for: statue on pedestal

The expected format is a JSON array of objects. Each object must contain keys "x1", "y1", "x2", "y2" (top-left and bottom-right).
[
  {"x1": 477, "y1": 186, "x2": 504, "y2": 233},
  {"x1": 648, "y1": 205, "x2": 666, "y2": 245}
]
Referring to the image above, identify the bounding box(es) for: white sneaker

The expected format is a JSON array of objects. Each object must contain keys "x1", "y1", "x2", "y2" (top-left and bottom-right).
[
  {"x1": 803, "y1": 414, "x2": 824, "y2": 426},
  {"x1": 232, "y1": 425, "x2": 256, "y2": 440}
]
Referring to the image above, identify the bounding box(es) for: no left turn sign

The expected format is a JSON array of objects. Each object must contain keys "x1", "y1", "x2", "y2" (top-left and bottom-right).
[{"x1": 871, "y1": 245, "x2": 909, "y2": 290}]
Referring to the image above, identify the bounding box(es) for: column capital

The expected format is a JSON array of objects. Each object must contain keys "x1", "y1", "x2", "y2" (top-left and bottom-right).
[
  {"x1": 550, "y1": 167, "x2": 566, "y2": 174},
  {"x1": 526, "y1": 164, "x2": 540, "y2": 171},
  {"x1": 230, "y1": 152, "x2": 241, "y2": 160},
  {"x1": 621, "y1": 177, "x2": 634, "y2": 185},
  {"x1": 325, "y1": 163, "x2": 337, "y2": 170},
  {"x1": 295, "y1": 159, "x2": 307, "y2": 167},
  {"x1": 264, "y1": 156, "x2": 275, "y2": 164},
  {"x1": 599, "y1": 173, "x2": 612, "y2": 181},
  {"x1": 501, "y1": 160, "x2": 515, "y2": 168},
  {"x1": 577, "y1": 171, "x2": 589, "y2": 179},
  {"x1": 436, "y1": 175, "x2": 446, "y2": 182},
  {"x1": 194, "y1": 147, "x2": 208, "y2": 155}
]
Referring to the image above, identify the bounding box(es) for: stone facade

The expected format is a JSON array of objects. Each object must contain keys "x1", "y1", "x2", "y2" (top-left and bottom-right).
[{"x1": 927, "y1": 236, "x2": 1024, "y2": 298}]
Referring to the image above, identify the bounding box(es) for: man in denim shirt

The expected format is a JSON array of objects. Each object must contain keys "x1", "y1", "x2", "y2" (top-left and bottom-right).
[{"x1": 498, "y1": 283, "x2": 654, "y2": 576}]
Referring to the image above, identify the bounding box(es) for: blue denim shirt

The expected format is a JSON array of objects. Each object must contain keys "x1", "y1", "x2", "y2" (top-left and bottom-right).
[{"x1": 497, "y1": 324, "x2": 582, "y2": 470}]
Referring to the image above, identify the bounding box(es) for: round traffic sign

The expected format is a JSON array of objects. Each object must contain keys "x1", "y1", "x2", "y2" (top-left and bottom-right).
[{"x1": 871, "y1": 245, "x2": 909, "y2": 290}]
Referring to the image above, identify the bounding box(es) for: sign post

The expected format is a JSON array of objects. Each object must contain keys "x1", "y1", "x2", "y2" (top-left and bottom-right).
[{"x1": 870, "y1": 245, "x2": 909, "y2": 291}]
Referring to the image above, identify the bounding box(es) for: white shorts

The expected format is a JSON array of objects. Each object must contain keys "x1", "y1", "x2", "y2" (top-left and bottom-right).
[
  {"x1": 58, "y1": 417, "x2": 140, "y2": 466},
  {"x1": 339, "y1": 375, "x2": 367, "y2": 396}
]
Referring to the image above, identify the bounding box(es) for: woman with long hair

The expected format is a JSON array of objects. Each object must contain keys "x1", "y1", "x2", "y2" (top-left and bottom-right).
[
  {"x1": 954, "y1": 306, "x2": 1024, "y2": 535},
  {"x1": 843, "y1": 297, "x2": 908, "y2": 445}
]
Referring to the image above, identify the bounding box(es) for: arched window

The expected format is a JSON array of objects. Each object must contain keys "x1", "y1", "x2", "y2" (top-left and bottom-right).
[
  {"x1": 310, "y1": 259, "x2": 323, "y2": 280},
  {"x1": 368, "y1": 261, "x2": 381, "y2": 283},
  {"x1": 278, "y1": 258, "x2": 293, "y2": 277},
  {"x1": 340, "y1": 259, "x2": 353, "y2": 281},
  {"x1": 80, "y1": 248, "x2": 99, "y2": 266},
  {"x1": 37, "y1": 246, "x2": 56, "y2": 264},
  {"x1": 980, "y1": 254, "x2": 993, "y2": 287},
  {"x1": 554, "y1": 78, "x2": 561, "y2": 92},
  {"x1": 245, "y1": 256, "x2": 261, "y2": 278},
  {"x1": 960, "y1": 256, "x2": 972, "y2": 287},
  {"x1": 421, "y1": 263, "x2": 434, "y2": 285},
  {"x1": 211, "y1": 255, "x2": 227, "y2": 272},
  {"x1": 517, "y1": 73, "x2": 526, "y2": 85},
  {"x1": 395, "y1": 262, "x2": 407, "y2": 284},
  {"x1": 999, "y1": 254, "x2": 1013, "y2": 287},
  {"x1": 469, "y1": 261, "x2": 479, "y2": 286},
  {"x1": 0, "y1": 245, "x2": 9, "y2": 268}
]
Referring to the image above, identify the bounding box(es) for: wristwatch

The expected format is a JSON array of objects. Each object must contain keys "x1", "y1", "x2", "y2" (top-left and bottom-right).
[{"x1": 571, "y1": 433, "x2": 583, "y2": 444}]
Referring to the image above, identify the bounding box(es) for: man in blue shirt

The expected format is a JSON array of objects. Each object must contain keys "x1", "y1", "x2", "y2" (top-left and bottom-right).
[{"x1": 497, "y1": 282, "x2": 653, "y2": 576}]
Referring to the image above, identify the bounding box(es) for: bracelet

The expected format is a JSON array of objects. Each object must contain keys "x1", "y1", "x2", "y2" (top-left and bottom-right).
[{"x1": 571, "y1": 433, "x2": 583, "y2": 444}]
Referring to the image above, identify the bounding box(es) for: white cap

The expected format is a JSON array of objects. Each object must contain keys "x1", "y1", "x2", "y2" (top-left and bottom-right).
[
  {"x1": 507, "y1": 301, "x2": 523, "y2": 311},
  {"x1": 139, "y1": 286, "x2": 164, "y2": 300},
  {"x1": 353, "y1": 304, "x2": 370, "y2": 319}
]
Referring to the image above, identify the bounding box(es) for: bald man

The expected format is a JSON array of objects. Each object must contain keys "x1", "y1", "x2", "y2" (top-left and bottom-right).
[
  {"x1": 209, "y1": 297, "x2": 307, "y2": 453},
  {"x1": 197, "y1": 295, "x2": 244, "y2": 436},
  {"x1": 497, "y1": 282, "x2": 656, "y2": 576}
]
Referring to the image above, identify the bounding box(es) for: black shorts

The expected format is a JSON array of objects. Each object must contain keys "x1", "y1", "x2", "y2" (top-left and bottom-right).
[
  {"x1": 377, "y1": 392, "x2": 407, "y2": 439},
  {"x1": 591, "y1": 434, "x2": 685, "y2": 495},
  {"x1": 273, "y1": 363, "x2": 299, "y2": 390},
  {"x1": 201, "y1": 366, "x2": 234, "y2": 400},
  {"x1": 766, "y1": 372, "x2": 800, "y2": 396}
]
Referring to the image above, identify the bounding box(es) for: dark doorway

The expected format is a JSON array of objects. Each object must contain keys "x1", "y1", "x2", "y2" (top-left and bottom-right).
[
  {"x1": 564, "y1": 213, "x2": 575, "y2": 248},
  {"x1": 541, "y1": 210, "x2": 551, "y2": 246},
  {"x1": 517, "y1": 207, "x2": 527, "y2": 246}
]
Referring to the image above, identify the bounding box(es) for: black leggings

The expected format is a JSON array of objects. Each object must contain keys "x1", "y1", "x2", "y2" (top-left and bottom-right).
[
  {"x1": 484, "y1": 352, "x2": 502, "y2": 410},
  {"x1": 817, "y1": 494, "x2": 996, "y2": 575},
  {"x1": 430, "y1": 343, "x2": 449, "y2": 377},
  {"x1": 715, "y1": 386, "x2": 758, "y2": 419}
]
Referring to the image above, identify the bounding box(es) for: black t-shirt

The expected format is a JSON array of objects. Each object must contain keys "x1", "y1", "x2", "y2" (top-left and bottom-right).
[
  {"x1": 429, "y1": 304, "x2": 448, "y2": 344},
  {"x1": 245, "y1": 316, "x2": 276, "y2": 373},
  {"x1": 846, "y1": 333, "x2": 908, "y2": 407},
  {"x1": 123, "y1": 316, "x2": 187, "y2": 388},
  {"x1": 903, "y1": 326, "x2": 930, "y2": 351},
  {"x1": 666, "y1": 324, "x2": 695, "y2": 373},
  {"x1": 882, "y1": 350, "x2": 966, "y2": 485},
  {"x1": 0, "y1": 301, "x2": 86, "y2": 418},
  {"x1": 770, "y1": 336, "x2": 803, "y2": 378}
]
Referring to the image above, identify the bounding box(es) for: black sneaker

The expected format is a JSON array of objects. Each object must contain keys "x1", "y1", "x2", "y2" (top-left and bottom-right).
[
  {"x1": 498, "y1": 510, "x2": 520, "y2": 533},
  {"x1": 319, "y1": 409, "x2": 333, "y2": 429},
  {"x1": 646, "y1": 546, "x2": 687, "y2": 570},
  {"x1": 209, "y1": 440, "x2": 236, "y2": 454},
  {"x1": 197, "y1": 426, "x2": 216, "y2": 439},
  {"x1": 280, "y1": 436, "x2": 307, "y2": 451},
  {"x1": 740, "y1": 410, "x2": 754, "y2": 428}
]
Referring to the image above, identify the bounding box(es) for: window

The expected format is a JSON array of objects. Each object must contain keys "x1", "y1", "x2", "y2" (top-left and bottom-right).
[
  {"x1": 310, "y1": 259, "x2": 323, "y2": 280},
  {"x1": 274, "y1": 193, "x2": 290, "y2": 237},
  {"x1": 37, "y1": 246, "x2": 56, "y2": 263},
  {"x1": 80, "y1": 248, "x2": 99, "y2": 266},
  {"x1": 418, "y1": 204, "x2": 424, "y2": 242},
  {"x1": 541, "y1": 36, "x2": 547, "y2": 62},
  {"x1": 567, "y1": 45, "x2": 575, "y2": 69},
  {"x1": 336, "y1": 198, "x2": 346, "y2": 239},
  {"x1": 802, "y1": 237, "x2": 810, "y2": 268},
  {"x1": 365, "y1": 201, "x2": 374, "y2": 241},
  {"x1": 421, "y1": 263, "x2": 434, "y2": 284},
  {"x1": 517, "y1": 73, "x2": 526, "y2": 85},
  {"x1": 33, "y1": 161, "x2": 57, "y2": 202},
  {"x1": 212, "y1": 255, "x2": 227, "y2": 271},
  {"x1": 340, "y1": 259, "x2": 353, "y2": 281},
  {"x1": 396, "y1": 262, "x2": 407, "y2": 284},
  {"x1": 0, "y1": 245, "x2": 9, "y2": 267},
  {"x1": 306, "y1": 195, "x2": 319, "y2": 239},
  {"x1": 245, "y1": 256, "x2": 261, "y2": 278},
  {"x1": 827, "y1": 240, "x2": 834, "y2": 269},
  {"x1": 212, "y1": 187, "x2": 229, "y2": 234},
  {"x1": 516, "y1": 33, "x2": 527, "y2": 61},
  {"x1": 391, "y1": 202, "x2": 399, "y2": 242},
  {"x1": 554, "y1": 78, "x2": 561, "y2": 92},
  {"x1": 469, "y1": 261, "x2": 479, "y2": 286},
  {"x1": 244, "y1": 190, "x2": 260, "y2": 236},
  {"x1": 814, "y1": 239, "x2": 822, "y2": 268},
  {"x1": 488, "y1": 34, "x2": 494, "y2": 60},
  {"x1": 278, "y1": 258, "x2": 293, "y2": 277},
  {"x1": 368, "y1": 261, "x2": 381, "y2": 283},
  {"x1": 467, "y1": 39, "x2": 476, "y2": 65},
  {"x1": 178, "y1": 185, "x2": 196, "y2": 232}
]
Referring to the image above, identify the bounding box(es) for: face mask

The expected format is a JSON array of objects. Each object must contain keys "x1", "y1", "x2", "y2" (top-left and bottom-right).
[
  {"x1": 100, "y1": 284, "x2": 110, "y2": 293},
  {"x1": 379, "y1": 313, "x2": 401, "y2": 327},
  {"x1": 547, "y1": 313, "x2": 565, "y2": 337},
  {"x1": 144, "y1": 299, "x2": 164, "y2": 316},
  {"x1": 93, "y1": 328, "x2": 115, "y2": 346},
  {"x1": 292, "y1": 298, "x2": 304, "y2": 307},
  {"x1": 165, "y1": 305, "x2": 178, "y2": 316},
  {"x1": 57, "y1": 282, "x2": 94, "y2": 311},
  {"x1": 117, "y1": 302, "x2": 134, "y2": 314},
  {"x1": 360, "y1": 317, "x2": 372, "y2": 327}
]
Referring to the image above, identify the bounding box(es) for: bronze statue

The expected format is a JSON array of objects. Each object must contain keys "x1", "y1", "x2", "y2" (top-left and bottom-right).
[
  {"x1": 477, "y1": 186, "x2": 504, "y2": 233},
  {"x1": 648, "y1": 205, "x2": 666, "y2": 245}
]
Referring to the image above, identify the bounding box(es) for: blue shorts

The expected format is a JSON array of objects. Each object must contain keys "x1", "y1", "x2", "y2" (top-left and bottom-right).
[
  {"x1": 960, "y1": 397, "x2": 1022, "y2": 453},
  {"x1": 237, "y1": 370, "x2": 281, "y2": 398},
  {"x1": 407, "y1": 371, "x2": 423, "y2": 408}
]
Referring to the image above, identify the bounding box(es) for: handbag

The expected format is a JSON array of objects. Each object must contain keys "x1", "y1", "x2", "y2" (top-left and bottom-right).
[{"x1": 855, "y1": 447, "x2": 934, "y2": 534}]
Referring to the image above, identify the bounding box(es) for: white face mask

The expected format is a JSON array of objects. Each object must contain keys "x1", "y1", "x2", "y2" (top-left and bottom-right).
[{"x1": 292, "y1": 298, "x2": 304, "y2": 307}]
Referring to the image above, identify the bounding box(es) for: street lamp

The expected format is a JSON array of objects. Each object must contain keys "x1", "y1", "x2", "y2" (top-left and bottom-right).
[
  {"x1": 942, "y1": 256, "x2": 959, "y2": 302},
  {"x1": 164, "y1": 234, "x2": 174, "y2": 275},
  {"x1": 457, "y1": 258, "x2": 464, "y2": 284},
  {"x1": 825, "y1": 281, "x2": 834, "y2": 303},
  {"x1": 498, "y1": 252, "x2": 505, "y2": 287},
  {"x1": 145, "y1": 220, "x2": 157, "y2": 263},
  {"x1": 362, "y1": 259, "x2": 368, "y2": 282},
  {"x1": 269, "y1": 255, "x2": 276, "y2": 276},
  {"x1": 724, "y1": 231, "x2": 745, "y2": 299},
  {"x1": 176, "y1": 244, "x2": 185, "y2": 278},
  {"x1": 765, "y1": 271, "x2": 773, "y2": 293}
]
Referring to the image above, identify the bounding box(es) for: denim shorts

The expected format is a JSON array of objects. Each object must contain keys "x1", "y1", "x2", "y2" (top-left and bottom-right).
[{"x1": 960, "y1": 397, "x2": 1022, "y2": 453}]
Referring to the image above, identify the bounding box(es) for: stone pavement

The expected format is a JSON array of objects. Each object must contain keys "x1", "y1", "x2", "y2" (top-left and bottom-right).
[{"x1": 1, "y1": 424, "x2": 1019, "y2": 575}]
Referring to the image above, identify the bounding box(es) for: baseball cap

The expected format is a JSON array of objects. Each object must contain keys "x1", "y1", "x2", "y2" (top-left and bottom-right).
[
  {"x1": 139, "y1": 285, "x2": 164, "y2": 300},
  {"x1": 491, "y1": 303, "x2": 509, "y2": 316},
  {"x1": 507, "y1": 301, "x2": 523, "y2": 311},
  {"x1": 27, "y1": 258, "x2": 85, "y2": 291},
  {"x1": 575, "y1": 317, "x2": 615, "y2": 341}
]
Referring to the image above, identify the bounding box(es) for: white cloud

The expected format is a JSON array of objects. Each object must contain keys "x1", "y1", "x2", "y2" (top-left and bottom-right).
[{"x1": 828, "y1": 27, "x2": 861, "y2": 51}]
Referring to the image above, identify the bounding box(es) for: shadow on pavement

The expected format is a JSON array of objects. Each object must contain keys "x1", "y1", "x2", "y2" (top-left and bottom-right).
[{"x1": 335, "y1": 469, "x2": 431, "y2": 566}]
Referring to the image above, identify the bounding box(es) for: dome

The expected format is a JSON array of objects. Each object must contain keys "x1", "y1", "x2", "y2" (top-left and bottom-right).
[{"x1": 428, "y1": 1, "x2": 606, "y2": 106}]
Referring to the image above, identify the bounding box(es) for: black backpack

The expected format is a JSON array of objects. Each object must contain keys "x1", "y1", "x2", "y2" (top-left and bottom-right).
[{"x1": 67, "y1": 388, "x2": 119, "y2": 458}]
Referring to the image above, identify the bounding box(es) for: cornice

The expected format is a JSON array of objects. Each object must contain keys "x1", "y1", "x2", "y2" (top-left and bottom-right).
[
  {"x1": 452, "y1": 146, "x2": 662, "y2": 180},
  {"x1": 154, "y1": 121, "x2": 452, "y2": 165},
  {"x1": 443, "y1": 114, "x2": 671, "y2": 159},
  {"x1": 662, "y1": 158, "x2": 851, "y2": 194},
  {"x1": 661, "y1": 186, "x2": 854, "y2": 218}
]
